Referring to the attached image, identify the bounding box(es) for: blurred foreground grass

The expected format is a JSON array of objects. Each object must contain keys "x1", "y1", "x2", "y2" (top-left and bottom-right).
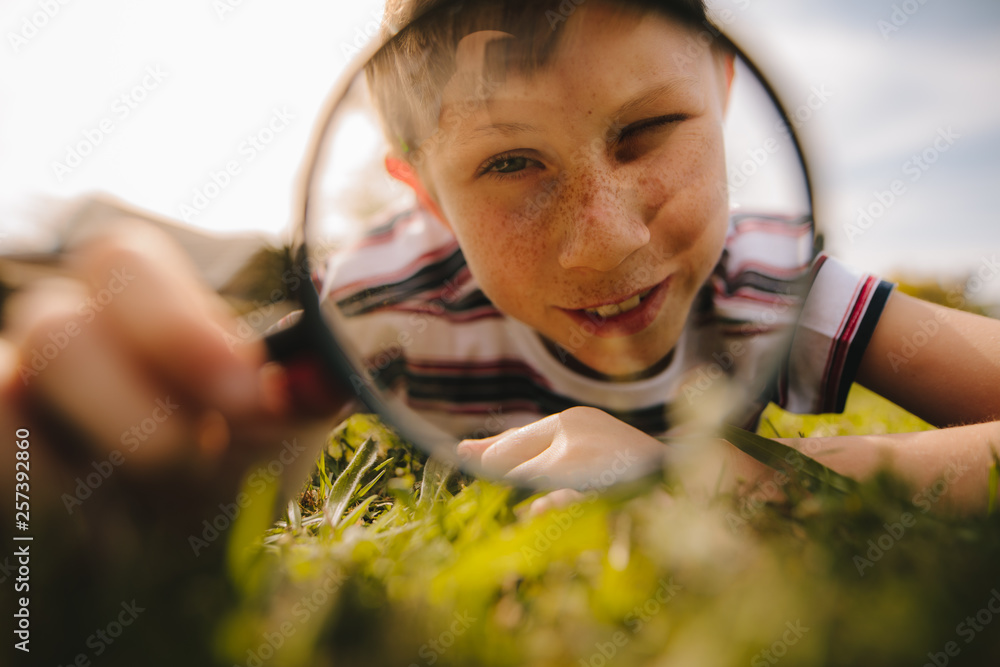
[{"x1": 215, "y1": 387, "x2": 1000, "y2": 667}]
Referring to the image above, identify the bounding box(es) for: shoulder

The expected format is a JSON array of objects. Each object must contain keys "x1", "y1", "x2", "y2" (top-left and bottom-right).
[
  {"x1": 722, "y1": 211, "x2": 815, "y2": 275},
  {"x1": 319, "y1": 207, "x2": 499, "y2": 319},
  {"x1": 710, "y1": 211, "x2": 815, "y2": 314},
  {"x1": 321, "y1": 208, "x2": 458, "y2": 297}
]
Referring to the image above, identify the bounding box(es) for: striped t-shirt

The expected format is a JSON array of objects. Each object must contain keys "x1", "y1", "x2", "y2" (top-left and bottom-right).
[{"x1": 319, "y1": 207, "x2": 893, "y2": 439}]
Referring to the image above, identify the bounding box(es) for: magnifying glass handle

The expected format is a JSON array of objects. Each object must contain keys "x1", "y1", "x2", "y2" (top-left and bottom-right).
[{"x1": 263, "y1": 317, "x2": 354, "y2": 418}]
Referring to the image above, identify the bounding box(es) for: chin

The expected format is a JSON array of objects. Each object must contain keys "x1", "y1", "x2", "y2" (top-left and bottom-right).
[{"x1": 578, "y1": 341, "x2": 672, "y2": 377}]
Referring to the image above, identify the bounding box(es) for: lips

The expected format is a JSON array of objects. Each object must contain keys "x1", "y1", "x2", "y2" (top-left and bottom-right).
[
  {"x1": 560, "y1": 276, "x2": 672, "y2": 338},
  {"x1": 582, "y1": 287, "x2": 655, "y2": 318}
]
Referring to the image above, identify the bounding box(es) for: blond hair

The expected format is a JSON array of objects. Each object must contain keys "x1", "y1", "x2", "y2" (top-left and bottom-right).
[{"x1": 365, "y1": 0, "x2": 711, "y2": 162}]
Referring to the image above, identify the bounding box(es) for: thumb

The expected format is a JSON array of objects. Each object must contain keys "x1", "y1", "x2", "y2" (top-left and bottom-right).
[
  {"x1": 456, "y1": 422, "x2": 527, "y2": 466},
  {"x1": 456, "y1": 433, "x2": 503, "y2": 466}
]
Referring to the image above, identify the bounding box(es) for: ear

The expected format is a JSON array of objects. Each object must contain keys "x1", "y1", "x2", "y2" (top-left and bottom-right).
[
  {"x1": 716, "y1": 50, "x2": 736, "y2": 115},
  {"x1": 385, "y1": 156, "x2": 450, "y2": 229}
]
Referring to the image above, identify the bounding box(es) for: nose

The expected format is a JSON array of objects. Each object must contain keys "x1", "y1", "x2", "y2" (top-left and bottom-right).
[{"x1": 556, "y1": 167, "x2": 650, "y2": 272}]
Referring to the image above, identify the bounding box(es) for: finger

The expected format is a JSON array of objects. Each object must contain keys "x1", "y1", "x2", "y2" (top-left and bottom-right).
[
  {"x1": 477, "y1": 416, "x2": 559, "y2": 476},
  {"x1": 456, "y1": 422, "x2": 526, "y2": 466},
  {"x1": 8, "y1": 282, "x2": 199, "y2": 469},
  {"x1": 70, "y1": 222, "x2": 275, "y2": 418},
  {"x1": 503, "y1": 444, "x2": 574, "y2": 487},
  {"x1": 526, "y1": 488, "x2": 586, "y2": 517},
  {"x1": 456, "y1": 431, "x2": 504, "y2": 466}
]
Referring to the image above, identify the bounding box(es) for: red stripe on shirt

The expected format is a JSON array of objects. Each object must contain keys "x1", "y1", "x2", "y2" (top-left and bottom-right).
[
  {"x1": 328, "y1": 240, "x2": 460, "y2": 299},
  {"x1": 822, "y1": 276, "x2": 877, "y2": 412}
]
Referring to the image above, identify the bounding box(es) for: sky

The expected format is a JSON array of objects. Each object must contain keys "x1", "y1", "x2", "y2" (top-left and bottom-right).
[
  {"x1": 709, "y1": 0, "x2": 1000, "y2": 293},
  {"x1": 1, "y1": 0, "x2": 998, "y2": 299}
]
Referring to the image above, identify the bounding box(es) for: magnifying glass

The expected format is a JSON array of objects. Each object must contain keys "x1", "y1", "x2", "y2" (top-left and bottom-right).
[{"x1": 266, "y1": 0, "x2": 816, "y2": 487}]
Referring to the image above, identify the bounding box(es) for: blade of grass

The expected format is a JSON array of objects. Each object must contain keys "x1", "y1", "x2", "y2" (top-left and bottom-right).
[
  {"x1": 987, "y1": 449, "x2": 999, "y2": 516},
  {"x1": 335, "y1": 495, "x2": 379, "y2": 536},
  {"x1": 720, "y1": 424, "x2": 858, "y2": 494},
  {"x1": 418, "y1": 457, "x2": 456, "y2": 507},
  {"x1": 316, "y1": 452, "x2": 329, "y2": 501},
  {"x1": 323, "y1": 437, "x2": 380, "y2": 527},
  {"x1": 287, "y1": 498, "x2": 302, "y2": 533},
  {"x1": 355, "y1": 468, "x2": 388, "y2": 499}
]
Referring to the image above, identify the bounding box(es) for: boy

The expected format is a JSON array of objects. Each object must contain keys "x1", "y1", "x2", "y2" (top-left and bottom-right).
[
  {"x1": 2, "y1": 0, "x2": 998, "y2": 513},
  {"x1": 321, "y1": 0, "x2": 1000, "y2": 506}
]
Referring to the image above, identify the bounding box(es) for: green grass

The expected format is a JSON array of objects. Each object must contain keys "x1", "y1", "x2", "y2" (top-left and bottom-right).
[{"x1": 212, "y1": 386, "x2": 1000, "y2": 666}]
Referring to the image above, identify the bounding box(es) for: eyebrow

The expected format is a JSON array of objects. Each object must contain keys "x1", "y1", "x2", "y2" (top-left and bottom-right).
[
  {"x1": 611, "y1": 77, "x2": 699, "y2": 122},
  {"x1": 453, "y1": 121, "x2": 537, "y2": 148},
  {"x1": 450, "y1": 76, "x2": 699, "y2": 148}
]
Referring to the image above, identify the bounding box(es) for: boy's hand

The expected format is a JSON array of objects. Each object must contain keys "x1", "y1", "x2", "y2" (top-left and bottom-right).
[
  {"x1": 0, "y1": 221, "x2": 307, "y2": 513},
  {"x1": 456, "y1": 406, "x2": 668, "y2": 490}
]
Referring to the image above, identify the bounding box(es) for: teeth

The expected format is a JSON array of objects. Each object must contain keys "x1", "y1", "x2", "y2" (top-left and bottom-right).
[{"x1": 584, "y1": 288, "x2": 653, "y2": 318}]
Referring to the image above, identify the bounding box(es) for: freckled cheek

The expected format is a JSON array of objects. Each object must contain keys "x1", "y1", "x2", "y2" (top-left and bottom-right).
[
  {"x1": 448, "y1": 203, "x2": 552, "y2": 308},
  {"x1": 646, "y1": 137, "x2": 728, "y2": 257}
]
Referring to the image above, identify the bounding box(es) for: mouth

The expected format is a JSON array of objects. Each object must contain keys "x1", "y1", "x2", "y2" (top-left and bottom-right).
[
  {"x1": 581, "y1": 287, "x2": 655, "y2": 319},
  {"x1": 560, "y1": 277, "x2": 672, "y2": 339}
]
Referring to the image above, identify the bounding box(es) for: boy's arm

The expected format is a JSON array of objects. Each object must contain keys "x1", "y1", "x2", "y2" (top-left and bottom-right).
[
  {"x1": 856, "y1": 290, "x2": 1000, "y2": 427},
  {"x1": 729, "y1": 421, "x2": 1000, "y2": 514},
  {"x1": 710, "y1": 290, "x2": 1000, "y2": 512}
]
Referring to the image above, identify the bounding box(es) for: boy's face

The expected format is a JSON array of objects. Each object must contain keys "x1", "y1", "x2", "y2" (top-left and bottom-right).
[{"x1": 417, "y1": 5, "x2": 732, "y2": 377}]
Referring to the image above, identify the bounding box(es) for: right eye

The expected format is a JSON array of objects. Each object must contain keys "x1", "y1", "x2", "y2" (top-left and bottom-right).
[
  {"x1": 489, "y1": 156, "x2": 530, "y2": 173},
  {"x1": 477, "y1": 152, "x2": 544, "y2": 179}
]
